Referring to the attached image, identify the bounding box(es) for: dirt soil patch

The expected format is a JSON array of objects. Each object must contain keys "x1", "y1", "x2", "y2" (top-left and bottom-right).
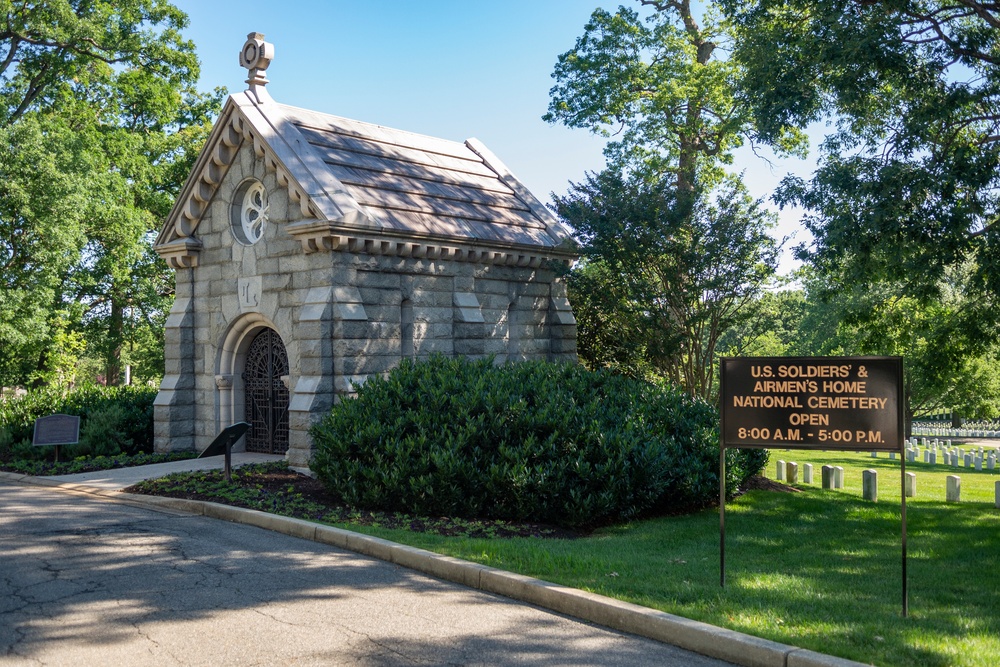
[{"x1": 740, "y1": 475, "x2": 801, "y2": 493}]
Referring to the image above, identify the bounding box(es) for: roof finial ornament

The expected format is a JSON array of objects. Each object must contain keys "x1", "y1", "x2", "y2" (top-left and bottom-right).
[{"x1": 240, "y1": 32, "x2": 274, "y2": 103}]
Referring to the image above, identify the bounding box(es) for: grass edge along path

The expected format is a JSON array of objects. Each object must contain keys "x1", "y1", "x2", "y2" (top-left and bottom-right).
[{"x1": 134, "y1": 451, "x2": 1000, "y2": 667}]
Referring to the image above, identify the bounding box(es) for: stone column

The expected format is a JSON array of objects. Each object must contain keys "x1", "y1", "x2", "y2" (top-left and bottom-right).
[
  {"x1": 287, "y1": 285, "x2": 337, "y2": 469},
  {"x1": 154, "y1": 275, "x2": 197, "y2": 453}
]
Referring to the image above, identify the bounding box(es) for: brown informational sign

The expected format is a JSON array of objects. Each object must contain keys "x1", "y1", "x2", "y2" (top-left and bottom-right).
[
  {"x1": 721, "y1": 356, "x2": 904, "y2": 451},
  {"x1": 32, "y1": 414, "x2": 81, "y2": 446}
]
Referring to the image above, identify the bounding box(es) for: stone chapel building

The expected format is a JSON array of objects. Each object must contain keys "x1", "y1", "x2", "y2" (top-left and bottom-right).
[{"x1": 152, "y1": 34, "x2": 578, "y2": 467}]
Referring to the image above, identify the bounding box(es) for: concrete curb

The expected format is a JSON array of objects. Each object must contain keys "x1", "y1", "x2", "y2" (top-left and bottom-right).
[{"x1": 1, "y1": 471, "x2": 871, "y2": 667}]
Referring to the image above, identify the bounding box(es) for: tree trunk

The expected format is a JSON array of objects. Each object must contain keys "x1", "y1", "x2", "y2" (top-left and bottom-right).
[{"x1": 105, "y1": 297, "x2": 124, "y2": 386}]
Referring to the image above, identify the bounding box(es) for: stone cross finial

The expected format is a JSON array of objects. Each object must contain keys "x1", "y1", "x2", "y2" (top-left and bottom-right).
[{"x1": 240, "y1": 32, "x2": 273, "y2": 89}]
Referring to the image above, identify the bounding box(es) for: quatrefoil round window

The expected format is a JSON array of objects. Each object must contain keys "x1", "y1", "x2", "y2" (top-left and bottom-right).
[{"x1": 231, "y1": 180, "x2": 269, "y2": 245}]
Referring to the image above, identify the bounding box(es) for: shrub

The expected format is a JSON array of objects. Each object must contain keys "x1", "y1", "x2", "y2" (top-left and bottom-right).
[
  {"x1": 0, "y1": 384, "x2": 157, "y2": 460},
  {"x1": 311, "y1": 356, "x2": 763, "y2": 530}
]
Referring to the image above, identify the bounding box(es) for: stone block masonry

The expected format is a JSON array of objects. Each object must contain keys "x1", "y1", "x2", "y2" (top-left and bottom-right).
[{"x1": 152, "y1": 43, "x2": 579, "y2": 465}]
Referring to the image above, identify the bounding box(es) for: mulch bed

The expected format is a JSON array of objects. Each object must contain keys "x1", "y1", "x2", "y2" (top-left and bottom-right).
[
  {"x1": 126, "y1": 466, "x2": 796, "y2": 539},
  {"x1": 126, "y1": 465, "x2": 578, "y2": 539}
]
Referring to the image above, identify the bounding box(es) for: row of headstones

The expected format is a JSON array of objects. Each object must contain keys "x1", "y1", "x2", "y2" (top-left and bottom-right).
[
  {"x1": 775, "y1": 459, "x2": 1000, "y2": 507},
  {"x1": 913, "y1": 428, "x2": 999, "y2": 438},
  {"x1": 872, "y1": 438, "x2": 999, "y2": 472}
]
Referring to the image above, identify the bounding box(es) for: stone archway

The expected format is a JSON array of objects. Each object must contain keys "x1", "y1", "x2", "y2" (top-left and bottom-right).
[{"x1": 241, "y1": 327, "x2": 289, "y2": 454}]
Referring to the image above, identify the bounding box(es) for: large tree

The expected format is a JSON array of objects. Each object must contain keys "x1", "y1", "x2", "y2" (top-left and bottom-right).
[
  {"x1": 555, "y1": 169, "x2": 778, "y2": 400},
  {"x1": 546, "y1": 2, "x2": 805, "y2": 201},
  {"x1": 721, "y1": 0, "x2": 1000, "y2": 322},
  {"x1": 547, "y1": 2, "x2": 786, "y2": 398},
  {"x1": 0, "y1": 0, "x2": 220, "y2": 387}
]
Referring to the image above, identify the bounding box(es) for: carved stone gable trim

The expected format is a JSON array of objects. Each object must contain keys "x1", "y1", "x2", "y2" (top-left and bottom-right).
[{"x1": 155, "y1": 105, "x2": 323, "y2": 269}]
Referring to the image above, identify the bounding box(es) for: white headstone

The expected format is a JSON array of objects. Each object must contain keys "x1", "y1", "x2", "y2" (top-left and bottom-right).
[
  {"x1": 946, "y1": 475, "x2": 961, "y2": 502},
  {"x1": 863, "y1": 469, "x2": 878, "y2": 501},
  {"x1": 905, "y1": 472, "x2": 916, "y2": 498},
  {"x1": 776, "y1": 460, "x2": 786, "y2": 482},
  {"x1": 786, "y1": 461, "x2": 798, "y2": 485},
  {"x1": 822, "y1": 465, "x2": 834, "y2": 490},
  {"x1": 803, "y1": 463, "x2": 813, "y2": 484},
  {"x1": 834, "y1": 466, "x2": 845, "y2": 490}
]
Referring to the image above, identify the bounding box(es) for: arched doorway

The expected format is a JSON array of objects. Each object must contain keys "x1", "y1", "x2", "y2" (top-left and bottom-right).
[{"x1": 242, "y1": 327, "x2": 289, "y2": 454}]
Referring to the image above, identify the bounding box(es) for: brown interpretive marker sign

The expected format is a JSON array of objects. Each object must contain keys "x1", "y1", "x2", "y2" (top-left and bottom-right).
[{"x1": 721, "y1": 356, "x2": 903, "y2": 451}]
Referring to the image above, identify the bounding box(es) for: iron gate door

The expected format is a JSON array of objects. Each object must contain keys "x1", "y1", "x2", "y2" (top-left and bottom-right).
[{"x1": 242, "y1": 328, "x2": 289, "y2": 454}]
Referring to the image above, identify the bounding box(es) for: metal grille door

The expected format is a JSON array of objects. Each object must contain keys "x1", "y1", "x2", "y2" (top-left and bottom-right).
[{"x1": 242, "y1": 328, "x2": 289, "y2": 454}]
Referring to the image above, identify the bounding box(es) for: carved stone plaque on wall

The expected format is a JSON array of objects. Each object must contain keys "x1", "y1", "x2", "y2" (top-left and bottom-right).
[{"x1": 238, "y1": 276, "x2": 262, "y2": 312}]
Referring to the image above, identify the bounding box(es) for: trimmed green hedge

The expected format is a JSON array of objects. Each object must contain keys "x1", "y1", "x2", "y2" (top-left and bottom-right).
[
  {"x1": 0, "y1": 385, "x2": 158, "y2": 460},
  {"x1": 310, "y1": 356, "x2": 766, "y2": 530}
]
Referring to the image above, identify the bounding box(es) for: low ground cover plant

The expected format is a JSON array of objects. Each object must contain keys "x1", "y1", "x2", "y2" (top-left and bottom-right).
[
  {"x1": 0, "y1": 384, "x2": 157, "y2": 463},
  {"x1": 310, "y1": 356, "x2": 766, "y2": 530},
  {"x1": 1, "y1": 451, "x2": 197, "y2": 476}
]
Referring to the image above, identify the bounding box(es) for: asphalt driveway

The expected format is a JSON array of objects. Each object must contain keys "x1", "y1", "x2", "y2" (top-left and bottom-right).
[{"x1": 0, "y1": 481, "x2": 736, "y2": 666}]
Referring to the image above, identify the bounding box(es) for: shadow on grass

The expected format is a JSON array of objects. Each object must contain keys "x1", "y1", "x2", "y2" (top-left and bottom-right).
[{"x1": 715, "y1": 488, "x2": 1000, "y2": 666}]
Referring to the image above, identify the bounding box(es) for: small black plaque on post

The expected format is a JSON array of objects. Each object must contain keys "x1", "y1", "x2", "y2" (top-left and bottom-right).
[
  {"x1": 199, "y1": 422, "x2": 251, "y2": 481},
  {"x1": 33, "y1": 413, "x2": 81, "y2": 463},
  {"x1": 33, "y1": 414, "x2": 81, "y2": 446}
]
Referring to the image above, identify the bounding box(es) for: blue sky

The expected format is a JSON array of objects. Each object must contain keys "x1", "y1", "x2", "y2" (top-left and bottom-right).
[{"x1": 173, "y1": 0, "x2": 815, "y2": 273}]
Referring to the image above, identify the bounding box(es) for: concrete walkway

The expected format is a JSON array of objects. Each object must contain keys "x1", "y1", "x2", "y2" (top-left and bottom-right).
[
  {"x1": 0, "y1": 459, "x2": 867, "y2": 667},
  {"x1": 43, "y1": 452, "x2": 284, "y2": 490}
]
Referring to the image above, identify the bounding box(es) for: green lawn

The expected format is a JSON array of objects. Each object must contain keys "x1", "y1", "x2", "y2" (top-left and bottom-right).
[{"x1": 328, "y1": 448, "x2": 1000, "y2": 667}]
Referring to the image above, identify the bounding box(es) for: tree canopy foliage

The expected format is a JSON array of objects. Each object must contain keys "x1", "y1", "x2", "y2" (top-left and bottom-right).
[
  {"x1": 547, "y1": 2, "x2": 782, "y2": 399},
  {"x1": 555, "y1": 170, "x2": 778, "y2": 398},
  {"x1": 723, "y1": 0, "x2": 1000, "y2": 315},
  {"x1": 546, "y1": 2, "x2": 804, "y2": 196},
  {"x1": 0, "y1": 0, "x2": 221, "y2": 388},
  {"x1": 758, "y1": 270, "x2": 1000, "y2": 423}
]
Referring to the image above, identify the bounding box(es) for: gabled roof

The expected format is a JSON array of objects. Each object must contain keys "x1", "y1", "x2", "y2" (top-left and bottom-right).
[{"x1": 155, "y1": 84, "x2": 576, "y2": 270}]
